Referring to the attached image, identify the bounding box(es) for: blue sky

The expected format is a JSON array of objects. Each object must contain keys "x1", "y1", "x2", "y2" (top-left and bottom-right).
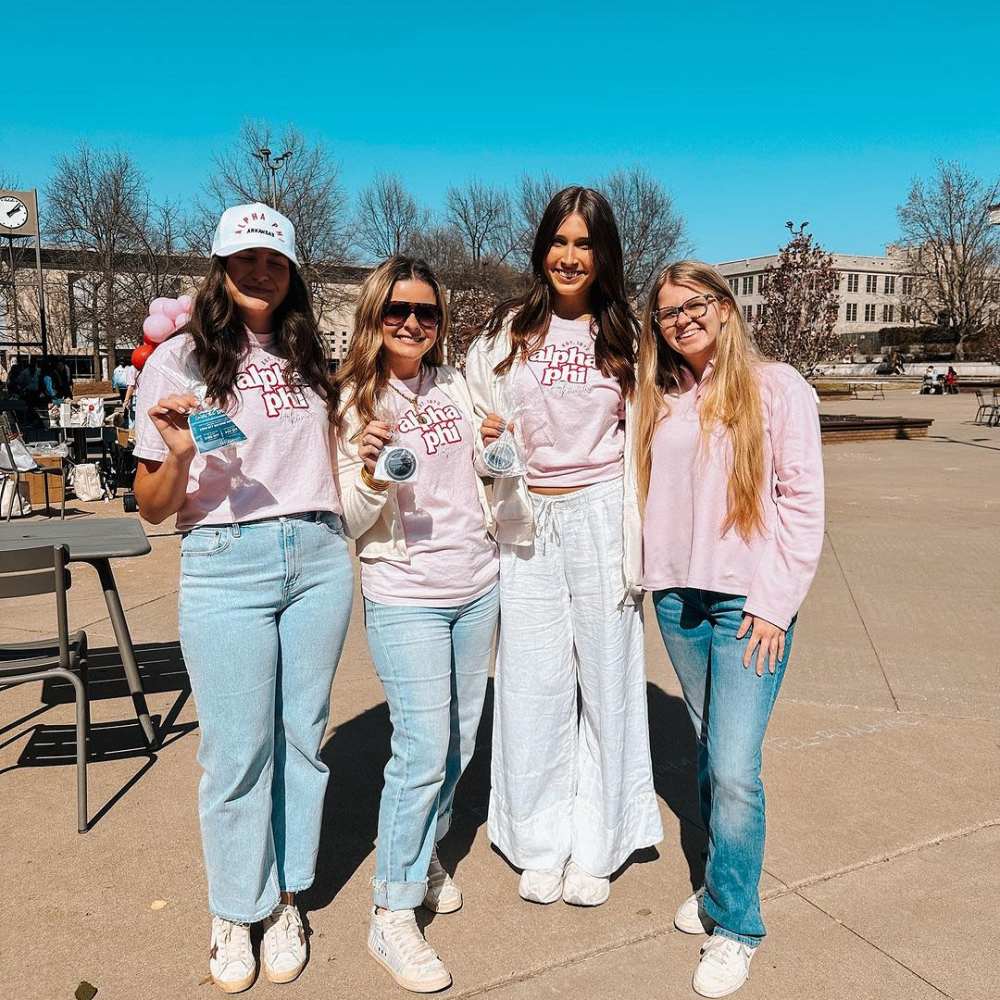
[{"x1": 3, "y1": 0, "x2": 998, "y2": 263}]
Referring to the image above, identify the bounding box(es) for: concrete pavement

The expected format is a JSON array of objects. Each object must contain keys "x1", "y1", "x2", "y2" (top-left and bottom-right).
[{"x1": 1, "y1": 389, "x2": 997, "y2": 1000}]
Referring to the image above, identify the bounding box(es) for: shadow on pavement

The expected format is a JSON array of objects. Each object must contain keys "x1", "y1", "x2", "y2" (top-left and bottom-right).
[{"x1": 0, "y1": 640, "x2": 196, "y2": 829}]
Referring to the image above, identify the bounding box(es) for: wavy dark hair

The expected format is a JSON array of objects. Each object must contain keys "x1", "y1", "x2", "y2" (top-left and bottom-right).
[
  {"x1": 479, "y1": 186, "x2": 638, "y2": 396},
  {"x1": 180, "y1": 255, "x2": 336, "y2": 416}
]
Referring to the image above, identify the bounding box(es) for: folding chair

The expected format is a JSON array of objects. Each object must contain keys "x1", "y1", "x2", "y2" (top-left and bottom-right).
[
  {"x1": 974, "y1": 390, "x2": 999, "y2": 426},
  {"x1": 0, "y1": 545, "x2": 90, "y2": 832}
]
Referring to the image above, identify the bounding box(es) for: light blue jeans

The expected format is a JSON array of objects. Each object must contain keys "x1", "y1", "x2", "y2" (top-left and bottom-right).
[
  {"x1": 364, "y1": 585, "x2": 499, "y2": 910},
  {"x1": 179, "y1": 512, "x2": 353, "y2": 923},
  {"x1": 652, "y1": 588, "x2": 795, "y2": 946}
]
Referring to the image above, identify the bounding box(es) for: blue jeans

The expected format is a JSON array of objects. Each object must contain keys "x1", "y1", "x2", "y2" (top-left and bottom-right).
[
  {"x1": 179, "y1": 512, "x2": 353, "y2": 923},
  {"x1": 652, "y1": 588, "x2": 795, "y2": 946},
  {"x1": 365, "y1": 585, "x2": 499, "y2": 910}
]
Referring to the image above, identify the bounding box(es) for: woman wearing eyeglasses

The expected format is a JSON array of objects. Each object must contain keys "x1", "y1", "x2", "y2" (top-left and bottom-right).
[
  {"x1": 334, "y1": 256, "x2": 499, "y2": 994},
  {"x1": 635, "y1": 261, "x2": 824, "y2": 998},
  {"x1": 466, "y1": 187, "x2": 662, "y2": 909}
]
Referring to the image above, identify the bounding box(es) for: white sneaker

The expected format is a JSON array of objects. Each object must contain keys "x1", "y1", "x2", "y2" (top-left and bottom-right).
[
  {"x1": 367, "y1": 907, "x2": 452, "y2": 993},
  {"x1": 561, "y1": 861, "x2": 610, "y2": 907},
  {"x1": 518, "y1": 867, "x2": 564, "y2": 904},
  {"x1": 675, "y1": 887, "x2": 716, "y2": 935},
  {"x1": 261, "y1": 902, "x2": 307, "y2": 984},
  {"x1": 209, "y1": 916, "x2": 255, "y2": 994},
  {"x1": 422, "y1": 844, "x2": 463, "y2": 914},
  {"x1": 692, "y1": 934, "x2": 758, "y2": 998}
]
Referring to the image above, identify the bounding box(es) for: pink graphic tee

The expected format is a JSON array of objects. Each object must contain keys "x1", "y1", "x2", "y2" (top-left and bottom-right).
[
  {"x1": 511, "y1": 315, "x2": 625, "y2": 487},
  {"x1": 361, "y1": 372, "x2": 499, "y2": 607},
  {"x1": 133, "y1": 330, "x2": 342, "y2": 531}
]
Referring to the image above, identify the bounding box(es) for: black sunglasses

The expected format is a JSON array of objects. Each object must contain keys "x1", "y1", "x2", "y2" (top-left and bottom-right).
[{"x1": 382, "y1": 300, "x2": 441, "y2": 330}]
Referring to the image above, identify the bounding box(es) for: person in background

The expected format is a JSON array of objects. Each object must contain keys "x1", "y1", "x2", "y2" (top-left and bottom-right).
[
  {"x1": 112, "y1": 361, "x2": 129, "y2": 401},
  {"x1": 945, "y1": 366, "x2": 959, "y2": 394},
  {"x1": 636, "y1": 261, "x2": 824, "y2": 998}
]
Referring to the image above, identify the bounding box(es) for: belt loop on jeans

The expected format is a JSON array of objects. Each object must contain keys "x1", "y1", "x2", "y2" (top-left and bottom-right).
[{"x1": 231, "y1": 523, "x2": 242, "y2": 538}]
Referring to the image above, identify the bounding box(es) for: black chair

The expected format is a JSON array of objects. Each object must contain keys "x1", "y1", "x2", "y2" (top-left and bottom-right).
[
  {"x1": 0, "y1": 411, "x2": 66, "y2": 520},
  {"x1": 0, "y1": 545, "x2": 90, "y2": 832}
]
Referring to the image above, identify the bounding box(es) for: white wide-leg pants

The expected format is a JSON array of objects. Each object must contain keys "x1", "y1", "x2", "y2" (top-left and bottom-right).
[{"x1": 488, "y1": 478, "x2": 663, "y2": 877}]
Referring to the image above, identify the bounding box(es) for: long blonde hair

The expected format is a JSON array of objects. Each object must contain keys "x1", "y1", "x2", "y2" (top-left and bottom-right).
[
  {"x1": 334, "y1": 256, "x2": 449, "y2": 434},
  {"x1": 635, "y1": 260, "x2": 765, "y2": 542}
]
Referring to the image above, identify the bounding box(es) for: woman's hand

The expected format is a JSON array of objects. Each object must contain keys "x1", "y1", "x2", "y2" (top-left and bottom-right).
[
  {"x1": 359, "y1": 420, "x2": 393, "y2": 474},
  {"x1": 736, "y1": 614, "x2": 786, "y2": 676},
  {"x1": 147, "y1": 393, "x2": 199, "y2": 459},
  {"x1": 480, "y1": 413, "x2": 512, "y2": 446}
]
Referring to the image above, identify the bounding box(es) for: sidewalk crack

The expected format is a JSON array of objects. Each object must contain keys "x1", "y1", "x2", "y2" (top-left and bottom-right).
[{"x1": 824, "y1": 528, "x2": 900, "y2": 711}]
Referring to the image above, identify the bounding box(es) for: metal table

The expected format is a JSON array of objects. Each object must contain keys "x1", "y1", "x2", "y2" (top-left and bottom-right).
[{"x1": 0, "y1": 517, "x2": 157, "y2": 746}]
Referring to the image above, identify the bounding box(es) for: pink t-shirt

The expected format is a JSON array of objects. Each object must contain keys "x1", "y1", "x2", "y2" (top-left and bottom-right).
[
  {"x1": 641, "y1": 361, "x2": 825, "y2": 631},
  {"x1": 361, "y1": 372, "x2": 499, "y2": 607},
  {"x1": 511, "y1": 315, "x2": 625, "y2": 487},
  {"x1": 133, "y1": 331, "x2": 342, "y2": 532}
]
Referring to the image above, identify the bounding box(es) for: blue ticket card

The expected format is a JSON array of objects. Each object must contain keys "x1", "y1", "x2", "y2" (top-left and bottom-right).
[{"x1": 188, "y1": 407, "x2": 248, "y2": 454}]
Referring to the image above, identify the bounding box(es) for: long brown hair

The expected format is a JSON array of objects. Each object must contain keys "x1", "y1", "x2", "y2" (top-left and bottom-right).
[
  {"x1": 333, "y1": 256, "x2": 449, "y2": 433},
  {"x1": 479, "y1": 186, "x2": 638, "y2": 396},
  {"x1": 183, "y1": 256, "x2": 335, "y2": 415},
  {"x1": 635, "y1": 260, "x2": 765, "y2": 541}
]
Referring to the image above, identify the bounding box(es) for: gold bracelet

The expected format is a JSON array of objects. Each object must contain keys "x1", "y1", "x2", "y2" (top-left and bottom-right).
[{"x1": 360, "y1": 465, "x2": 390, "y2": 492}]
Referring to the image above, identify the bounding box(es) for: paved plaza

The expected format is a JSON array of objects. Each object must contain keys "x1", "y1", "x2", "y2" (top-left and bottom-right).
[{"x1": 1, "y1": 390, "x2": 997, "y2": 1000}]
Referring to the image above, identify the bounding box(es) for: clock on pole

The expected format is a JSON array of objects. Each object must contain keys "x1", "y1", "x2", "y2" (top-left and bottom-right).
[{"x1": 0, "y1": 188, "x2": 48, "y2": 355}]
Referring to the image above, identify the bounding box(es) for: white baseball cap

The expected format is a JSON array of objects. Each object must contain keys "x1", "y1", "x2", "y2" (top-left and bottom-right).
[{"x1": 211, "y1": 203, "x2": 299, "y2": 266}]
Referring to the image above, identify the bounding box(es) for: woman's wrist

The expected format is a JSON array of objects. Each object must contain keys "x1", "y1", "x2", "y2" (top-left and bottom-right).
[{"x1": 360, "y1": 465, "x2": 390, "y2": 492}]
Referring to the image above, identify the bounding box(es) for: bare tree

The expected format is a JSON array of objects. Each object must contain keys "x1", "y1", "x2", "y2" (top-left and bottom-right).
[
  {"x1": 199, "y1": 121, "x2": 351, "y2": 315},
  {"x1": 408, "y1": 224, "x2": 469, "y2": 280},
  {"x1": 754, "y1": 222, "x2": 840, "y2": 373},
  {"x1": 513, "y1": 172, "x2": 563, "y2": 264},
  {"x1": 445, "y1": 181, "x2": 515, "y2": 266},
  {"x1": 45, "y1": 145, "x2": 179, "y2": 374},
  {"x1": 354, "y1": 173, "x2": 425, "y2": 261},
  {"x1": 599, "y1": 167, "x2": 686, "y2": 291},
  {"x1": 897, "y1": 161, "x2": 1000, "y2": 360}
]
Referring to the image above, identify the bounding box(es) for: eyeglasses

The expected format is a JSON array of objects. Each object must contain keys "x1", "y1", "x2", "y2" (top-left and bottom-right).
[
  {"x1": 653, "y1": 294, "x2": 717, "y2": 329},
  {"x1": 382, "y1": 300, "x2": 441, "y2": 330}
]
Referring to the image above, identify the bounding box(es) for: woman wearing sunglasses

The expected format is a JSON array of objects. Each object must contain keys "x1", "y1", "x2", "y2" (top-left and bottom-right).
[
  {"x1": 335, "y1": 256, "x2": 499, "y2": 994},
  {"x1": 635, "y1": 261, "x2": 824, "y2": 997},
  {"x1": 133, "y1": 205, "x2": 352, "y2": 993},
  {"x1": 466, "y1": 187, "x2": 662, "y2": 909}
]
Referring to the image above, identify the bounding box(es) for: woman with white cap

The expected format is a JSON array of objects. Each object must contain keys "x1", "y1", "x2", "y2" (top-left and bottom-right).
[{"x1": 133, "y1": 203, "x2": 352, "y2": 993}]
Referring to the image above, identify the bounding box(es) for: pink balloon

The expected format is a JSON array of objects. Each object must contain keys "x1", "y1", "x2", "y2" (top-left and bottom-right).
[
  {"x1": 174, "y1": 312, "x2": 191, "y2": 330},
  {"x1": 160, "y1": 298, "x2": 186, "y2": 320},
  {"x1": 177, "y1": 294, "x2": 194, "y2": 311},
  {"x1": 149, "y1": 297, "x2": 172, "y2": 316},
  {"x1": 142, "y1": 313, "x2": 175, "y2": 343}
]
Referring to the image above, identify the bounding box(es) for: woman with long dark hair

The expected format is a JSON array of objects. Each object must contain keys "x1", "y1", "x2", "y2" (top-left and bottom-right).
[
  {"x1": 133, "y1": 204, "x2": 353, "y2": 994},
  {"x1": 636, "y1": 261, "x2": 824, "y2": 997},
  {"x1": 466, "y1": 186, "x2": 662, "y2": 908},
  {"x1": 335, "y1": 256, "x2": 498, "y2": 993}
]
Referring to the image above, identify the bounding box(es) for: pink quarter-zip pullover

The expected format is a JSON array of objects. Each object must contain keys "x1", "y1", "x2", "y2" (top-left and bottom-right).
[{"x1": 641, "y1": 360, "x2": 824, "y2": 630}]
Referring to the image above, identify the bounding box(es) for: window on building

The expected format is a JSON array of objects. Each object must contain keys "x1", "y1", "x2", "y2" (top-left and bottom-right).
[
  {"x1": 756, "y1": 303, "x2": 766, "y2": 319},
  {"x1": 743, "y1": 304, "x2": 753, "y2": 321},
  {"x1": 865, "y1": 274, "x2": 878, "y2": 294},
  {"x1": 847, "y1": 273, "x2": 859, "y2": 293},
  {"x1": 757, "y1": 273, "x2": 768, "y2": 294},
  {"x1": 901, "y1": 276, "x2": 914, "y2": 296},
  {"x1": 846, "y1": 303, "x2": 858, "y2": 321},
  {"x1": 728, "y1": 277, "x2": 739, "y2": 293},
  {"x1": 742, "y1": 276, "x2": 753, "y2": 295},
  {"x1": 901, "y1": 305, "x2": 912, "y2": 322},
  {"x1": 864, "y1": 303, "x2": 876, "y2": 322},
  {"x1": 882, "y1": 304, "x2": 894, "y2": 323},
  {"x1": 884, "y1": 275, "x2": 896, "y2": 295}
]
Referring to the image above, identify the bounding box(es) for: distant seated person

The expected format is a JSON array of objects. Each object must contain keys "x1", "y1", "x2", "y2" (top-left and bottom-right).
[
  {"x1": 920, "y1": 365, "x2": 943, "y2": 394},
  {"x1": 944, "y1": 366, "x2": 959, "y2": 394},
  {"x1": 40, "y1": 360, "x2": 64, "y2": 403}
]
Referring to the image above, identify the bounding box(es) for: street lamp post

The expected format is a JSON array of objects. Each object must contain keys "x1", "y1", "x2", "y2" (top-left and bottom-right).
[{"x1": 253, "y1": 147, "x2": 293, "y2": 208}]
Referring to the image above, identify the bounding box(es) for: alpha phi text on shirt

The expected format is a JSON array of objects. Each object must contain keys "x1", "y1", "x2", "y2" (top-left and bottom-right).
[
  {"x1": 236, "y1": 360, "x2": 309, "y2": 418},
  {"x1": 528, "y1": 341, "x2": 596, "y2": 386},
  {"x1": 397, "y1": 401, "x2": 463, "y2": 454}
]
